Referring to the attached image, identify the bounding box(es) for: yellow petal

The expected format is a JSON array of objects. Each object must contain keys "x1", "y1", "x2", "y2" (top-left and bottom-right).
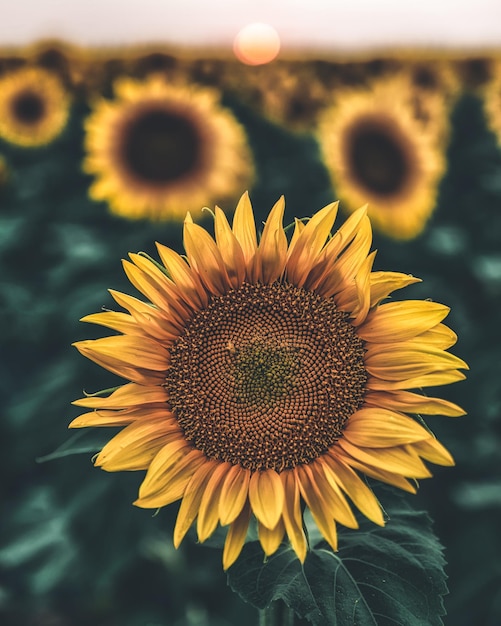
[
  {"x1": 296, "y1": 465, "x2": 338, "y2": 551},
  {"x1": 248, "y1": 469, "x2": 285, "y2": 530},
  {"x1": 322, "y1": 205, "x2": 368, "y2": 262},
  {"x1": 253, "y1": 196, "x2": 287, "y2": 283},
  {"x1": 173, "y1": 460, "x2": 218, "y2": 548},
  {"x1": 281, "y1": 471, "x2": 308, "y2": 562},
  {"x1": 321, "y1": 454, "x2": 384, "y2": 526},
  {"x1": 197, "y1": 462, "x2": 232, "y2": 542},
  {"x1": 129, "y1": 253, "x2": 193, "y2": 320},
  {"x1": 365, "y1": 345, "x2": 468, "y2": 381},
  {"x1": 109, "y1": 289, "x2": 180, "y2": 340},
  {"x1": 343, "y1": 408, "x2": 431, "y2": 447},
  {"x1": 412, "y1": 438, "x2": 455, "y2": 466},
  {"x1": 69, "y1": 406, "x2": 172, "y2": 428},
  {"x1": 135, "y1": 438, "x2": 191, "y2": 502},
  {"x1": 223, "y1": 501, "x2": 252, "y2": 570},
  {"x1": 72, "y1": 383, "x2": 168, "y2": 409},
  {"x1": 346, "y1": 250, "x2": 376, "y2": 326},
  {"x1": 339, "y1": 452, "x2": 418, "y2": 493},
  {"x1": 95, "y1": 418, "x2": 181, "y2": 472},
  {"x1": 74, "y1": 335, "x2": 169, "y2": 371},
  {"x1": 338, "y1": 439, "x2": 432, "y2": 478},
  {"x1": 417, "y1": 323, "x2": 458, "y2": 349},
  {"x1": 183, "y1": 220, "x2": 231, "y2": 295},
  {"x1": 214, "y1": 205, "x2": 246, "y2": 288},
  {"x1": 258, "y1": 519, "x2": 285, "y2": 556},
  {"x1": 367, "y1": 369, "x2": 466, "y2": 391},
  {"x1": 122, "y1": 260, "x2": 187, "y2": 327},
  {"x1": 323, "y1": 216, "x2": 373, "y2": 299},
  {"x1": 73, "y1": 339, "x2": 166, "y2": 385},
  {"x1": 285, "y1": 218, "x2": 305, "y2": 262},
  {"x1": 219, "y1": 465, "x2": 251, "y2": 525},
  {"x1": 309, "y1": 460, "x2": 358, "y2": 529},
  {"x1": 80, "y1": 312, "x2": 144, "y2": 336},
  {"x1": 155, "y1": 243, "x2": 208, "y2": 309},
  {"x1": 369, "y1": 272, "x2": 422, "y2": 307},
  {"x1": 286, "y1": 201, "x2": 339, "y2": 287},
  {"x1": 136, "y1": 447, "x2": 206, "y2": 509},
  {"x1": 358, "y1": 300, "x2": 451, "y2": 343},
  {"x1": 232, "y1": 191, "x2": 257, "y2": 268},
  {"x1": 364, "y1": 390, "x2": 466, "y2": 417}
]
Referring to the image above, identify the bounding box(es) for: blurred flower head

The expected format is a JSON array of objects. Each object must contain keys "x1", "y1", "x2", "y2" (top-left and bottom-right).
[
  {"x1": 83, "y1": 75, "x2": 254, "y2": 220},
  {"x1": 317, "y1": 74, "x2": 448, "y2": 240},
  {"x1": 0, "y1": 66, "x2": 70, "y2": 147}
]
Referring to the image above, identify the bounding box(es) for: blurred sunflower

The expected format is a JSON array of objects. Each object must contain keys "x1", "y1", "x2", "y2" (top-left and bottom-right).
[
  {"x1": 71, "y1": 193, "x2": 466, "y2": 569},
  {"x1": 403, "y1": 61, "x2": 458, "y2": 140},
  {"x1": 83, "y1": 75, "x2": 254, "y2": 220},
  {"x1": 317, "y1": 76, "x2": 447, "y2": 240},
  {"x1": 0, "y1": 66, "x2": 70, "y2": 147},
  {"x1": 483, "y1": 61, "x2": 501, "y2": 146},
  {"x1": 223, "y1": 62, "x2": 330, "y2": 132}
]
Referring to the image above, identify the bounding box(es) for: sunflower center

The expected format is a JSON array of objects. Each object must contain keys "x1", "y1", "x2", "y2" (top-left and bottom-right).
[
  {"x1": 122, "y1": 107, "x2": 201, "y2": 184},
  {"x1": 347, "y1": 119, "x2": 410, "y2": 196},
  {"x1": 12, "y1": 90, "x2": 45, "y2": 124},
  {"x1": 164, "y1": 282, "x2": 367, "y2": 472}
]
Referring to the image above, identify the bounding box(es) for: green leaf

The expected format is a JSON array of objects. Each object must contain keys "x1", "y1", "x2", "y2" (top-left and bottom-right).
[
  {"x1": 36, "y1": 428, "x2": 114, "y2": 462},
  {"x1": 228, "y1": 489, "x2": 448, "y2": 626}
]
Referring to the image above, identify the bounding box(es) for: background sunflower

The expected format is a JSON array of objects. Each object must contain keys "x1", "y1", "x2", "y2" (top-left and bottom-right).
[
  {"x1": 1, "y1": 41, "x2": 501, "y2": 626},
  {"x1": 316, "y1": 75, "x2": 448, "y2": 240},
  {"x1": 0, "y1": 66, "x2": 70, "y2": 147},
  {"x1": 83, "y1": 75, "x2": 254, "y2": 220}
]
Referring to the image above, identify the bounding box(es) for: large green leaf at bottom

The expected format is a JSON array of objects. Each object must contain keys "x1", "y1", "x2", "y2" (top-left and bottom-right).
[{"x1": 227, "y1": 490, "x2": 448, "y2": 625}]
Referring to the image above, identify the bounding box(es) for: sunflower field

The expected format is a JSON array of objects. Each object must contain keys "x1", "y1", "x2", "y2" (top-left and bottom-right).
[{"x1": 1, "y1": 42, "x2": 501, "y2": 626}]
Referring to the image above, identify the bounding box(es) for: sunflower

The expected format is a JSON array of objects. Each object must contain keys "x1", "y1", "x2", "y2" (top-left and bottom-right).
[
  {"x1": 402, "y1": 62, "x2": 458, "y2": 141},
  {"x1": 222, "y1": 61, "x2": 331, "y2": 132},
  {"x1": 483, "y1": 61, "x2": 501, "y2": 147},
  {"x1": 71, "y1": 193, "x2": 466, "y2": 569},
  {"x1": 317, "y1": 75, "x2": 448, "y2": 240},
  {"x1": 83, "y1": 75, "x2": 254, "y2": 220},
  {"x1": 0, "y1": 66, "x2": 70, "y2": 147}
]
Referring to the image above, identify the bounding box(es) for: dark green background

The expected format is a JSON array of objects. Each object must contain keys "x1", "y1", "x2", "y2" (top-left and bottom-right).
[{"x1": 1, "y1": 55, "x2": 500, "y2": 625}]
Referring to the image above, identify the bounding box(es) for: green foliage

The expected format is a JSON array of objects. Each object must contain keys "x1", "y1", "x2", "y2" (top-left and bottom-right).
[{"x1": 228, "y1": 490, "x2": 447, "y2": 625}]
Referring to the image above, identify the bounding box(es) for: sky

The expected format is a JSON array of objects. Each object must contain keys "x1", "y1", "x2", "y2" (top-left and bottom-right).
[{"x1": 0, "y1": 0, "x2": 500, "y2": 52}]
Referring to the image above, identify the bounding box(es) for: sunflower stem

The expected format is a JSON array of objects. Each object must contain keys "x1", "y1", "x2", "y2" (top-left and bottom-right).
[{"x1": 258, "y1": 602, "x2": 296, "y2": 626}]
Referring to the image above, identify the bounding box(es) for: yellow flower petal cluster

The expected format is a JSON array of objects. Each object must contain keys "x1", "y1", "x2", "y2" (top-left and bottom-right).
[
  {"x1": 72, "y1": 193, "x2": 467, "y2": 569},
  {"x1": 0, "y1": 66, "x2": 70, "y2": 147},
  {"x1": 83, "y1": 75, "x2": 254, "y2": 221}
]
